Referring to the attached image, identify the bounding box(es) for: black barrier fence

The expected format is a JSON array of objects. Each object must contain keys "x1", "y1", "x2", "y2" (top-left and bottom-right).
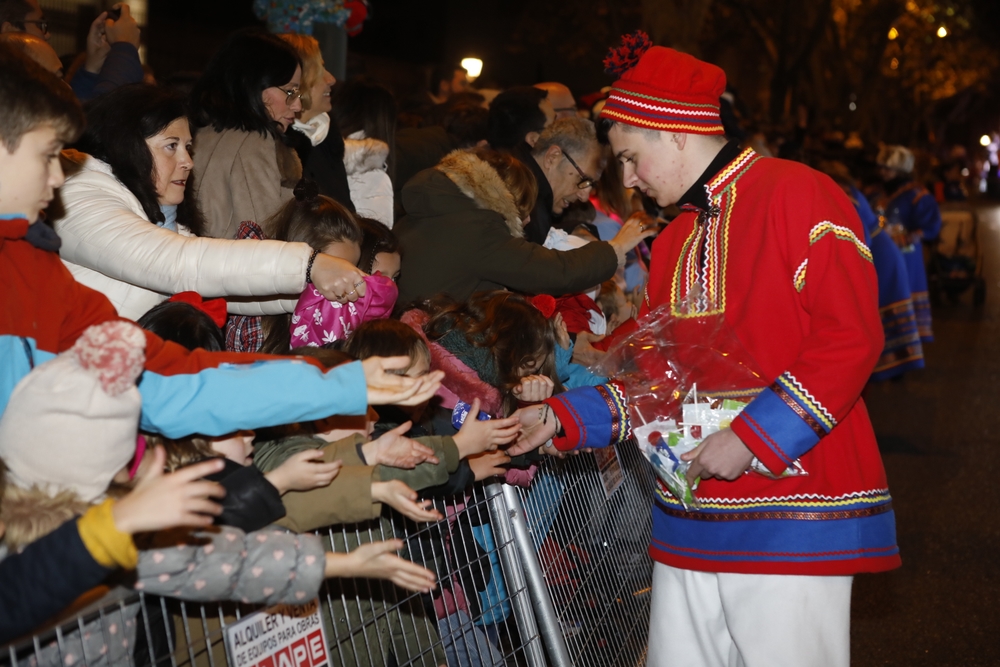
[{"x1": 2, "y1": 440, "x2": 654, "y2": 667}]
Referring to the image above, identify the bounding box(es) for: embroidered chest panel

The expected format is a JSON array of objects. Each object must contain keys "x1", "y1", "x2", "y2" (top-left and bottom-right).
[{"x1": 668, "y1": 148, "x2": 761, "y2": 317}]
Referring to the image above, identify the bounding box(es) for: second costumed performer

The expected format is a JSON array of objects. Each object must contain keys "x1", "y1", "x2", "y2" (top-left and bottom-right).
[{"x1": 514, "y1": 33, "x2": 901, "y2": 667}]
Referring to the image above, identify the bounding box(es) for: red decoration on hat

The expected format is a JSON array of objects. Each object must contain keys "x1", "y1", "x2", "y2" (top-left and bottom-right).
[
  {"x1": 603, "y1": 30, "x2": 653, "y2": 78},
  {"x1": 168, "y1": 292, "x2": 228, "y2": 328},
  {"x1": 530, "y1": 294, "x2": 557, "y2": 319},
  {"x1": 599, "y1": 34, "x2": 727, "y2": 136}
]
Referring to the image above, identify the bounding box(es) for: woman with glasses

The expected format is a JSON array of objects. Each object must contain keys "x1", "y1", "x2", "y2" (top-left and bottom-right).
[
  {"x1": 277, "y1": 33, "x2": 356, "y2": 215},
  {"x1": 53, "y1": 83, "x2": 368, "y2": 321},
  {"x1": 190, "y1": 30, "x2": 309, "y2": 241}
]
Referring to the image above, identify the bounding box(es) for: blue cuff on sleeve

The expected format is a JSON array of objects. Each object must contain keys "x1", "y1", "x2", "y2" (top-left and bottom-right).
[
  {"x1": 737, "y1": 375, "x2": 834, "y2": 466},
  {"x1": 546, "y1": 382, "x2": 629, "y2": 451}
]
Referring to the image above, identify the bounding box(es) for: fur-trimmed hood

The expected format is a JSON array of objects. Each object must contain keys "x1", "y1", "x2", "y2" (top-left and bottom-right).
[
  {"x1": 434, "y1": 150, "x2": 524, "y2": 238},
  {"x1": 343, "y1": 135, "x2": 390, "y2": 176},
  {"x1": 1, "y1": 484, "x2": 91, "y2": 551}
]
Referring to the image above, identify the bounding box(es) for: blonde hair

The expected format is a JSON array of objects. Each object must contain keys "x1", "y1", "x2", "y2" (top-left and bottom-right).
[
  {"x1": 144, "y1": 434, "x2": 220, "y2": 472},
  {"x1": 278, "y1": 33, "x2": 323, "y2": 112}
]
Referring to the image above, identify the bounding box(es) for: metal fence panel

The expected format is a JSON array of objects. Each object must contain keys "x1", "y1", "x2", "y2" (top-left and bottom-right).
[
  {"x1": 516, "y1": 439, "x2": 655, "y2": 667},
  {"x1": 2, "y1": 441, "x2": 656, "y2": 667}
]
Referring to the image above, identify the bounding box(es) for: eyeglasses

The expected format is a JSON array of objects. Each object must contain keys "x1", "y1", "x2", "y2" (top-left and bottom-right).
[
  {"x1": 278, "y1": 86, "x2": 302, "y2": 103},
  {"x1": 562, "y1": 150, "x2": 597, "y2": 190},
  {"x1": 19, "y1": 19, "x2": 50, "y2": 35}
]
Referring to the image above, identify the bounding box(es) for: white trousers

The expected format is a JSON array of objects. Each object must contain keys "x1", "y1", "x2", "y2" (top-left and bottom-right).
[{"x1": 647, "y1": 562, "x2": 853, "y2": 667}]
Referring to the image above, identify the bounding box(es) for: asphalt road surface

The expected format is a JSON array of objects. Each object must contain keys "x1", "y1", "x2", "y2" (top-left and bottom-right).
[{"x1": 852, "y1": 202, "x2": 1000, "y2": 666}]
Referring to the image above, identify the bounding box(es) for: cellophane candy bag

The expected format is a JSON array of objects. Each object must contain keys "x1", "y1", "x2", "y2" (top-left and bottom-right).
[{"x1": 593, "y1": 298, "x2": 805, "y2": 510}]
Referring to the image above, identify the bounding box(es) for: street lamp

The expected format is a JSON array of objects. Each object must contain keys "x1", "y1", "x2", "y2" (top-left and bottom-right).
[
  {"x1": 937, "y1": 26, "x2": 948, "y2": 38},
  {"x1": 461, "y1": 57, "x2": 483, "y2": 80},
  {"x1": 981, "y1": 135, "x2": 992, "y2": 147},
  {"x1": 888, "y1": 27, "x2": 898, "y2": 40}
]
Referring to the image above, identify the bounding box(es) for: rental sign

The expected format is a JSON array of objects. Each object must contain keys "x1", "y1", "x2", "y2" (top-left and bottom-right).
[{"x1": 224, "y1": 601, "x2": 330, "y2": 667}]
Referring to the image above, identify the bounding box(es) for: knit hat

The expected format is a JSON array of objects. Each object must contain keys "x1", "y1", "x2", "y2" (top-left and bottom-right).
[
  {"x1": 877, "y1": 145, "x2": 915, "y2": 174},
  {"x1": 599, "y1": 31, "x2": 726, "y2": 135},
  {"x1": 0, "y1": 321, "x2": 146, "y2": 503}
]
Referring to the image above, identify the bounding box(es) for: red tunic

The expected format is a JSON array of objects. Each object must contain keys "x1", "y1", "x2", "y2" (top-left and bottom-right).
[{"x1": 545, "y1": 149, "x2": 901, "y2": 576}]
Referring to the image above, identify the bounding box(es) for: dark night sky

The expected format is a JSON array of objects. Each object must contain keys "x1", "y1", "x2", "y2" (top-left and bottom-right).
[{"x1": 148, "y1": 0, "x2": 617, "y2": 94}]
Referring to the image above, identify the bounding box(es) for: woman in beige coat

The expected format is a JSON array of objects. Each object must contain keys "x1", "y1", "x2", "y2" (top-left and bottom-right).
[{"x1": 190, "y1": 30, "x2": 310, "y2": 240}]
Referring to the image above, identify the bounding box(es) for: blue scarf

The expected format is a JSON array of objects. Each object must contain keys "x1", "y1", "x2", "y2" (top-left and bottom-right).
[{"x1": 159, "y1": 205, "x2": 178, "y2": 233}]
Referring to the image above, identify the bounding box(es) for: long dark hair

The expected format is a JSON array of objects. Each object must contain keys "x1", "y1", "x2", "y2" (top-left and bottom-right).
[
  {"x1": 356, "y1": 217, "x2": 399, "y2": 276},
  {"x1": 189, "y1": 30, "x2": 301, "y2": 139},
  {"x1": 423, "y1": 291, "x2": 560, "y2": 415},
  {"x1": 77, "y1": 84, "x2": 204, "y2": 232},
  {"x1": 330, "y1": 78, "x2": 398, "y2": 181}
]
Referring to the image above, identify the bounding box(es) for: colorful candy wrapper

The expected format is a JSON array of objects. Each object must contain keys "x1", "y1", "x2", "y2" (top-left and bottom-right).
[{"x1": 451, "y1": 400, "x2": 492, "y2": 430}]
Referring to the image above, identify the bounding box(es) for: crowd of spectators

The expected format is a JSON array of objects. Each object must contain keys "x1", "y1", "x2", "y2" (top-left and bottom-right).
[{"x1": 0, "y1": 0, "x2": 976, "y2": 662}]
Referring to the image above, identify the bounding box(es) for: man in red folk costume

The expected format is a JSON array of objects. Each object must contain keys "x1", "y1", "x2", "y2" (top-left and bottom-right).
[{"x1": 514, "y1": 33, "x2": 900, "y2": 667}]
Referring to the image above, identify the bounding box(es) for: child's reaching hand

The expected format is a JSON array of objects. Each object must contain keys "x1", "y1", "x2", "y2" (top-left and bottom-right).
[
  {"x1": 264, "y1": 449, "x2": 342, "y2": 494},
  {"x1": 553, "y1": 312, "x2": 572, "y2": 350},
  {"x1": 371, "y1": 480, "x2": 443, "y2": 523},
  {"x1": 511, "y1": 375, "x2": 555, "y2": 403},
  {"x1": 453, "y1": 399, "x2": 521, "y2": 458},
  {"x1": 112, "y1": 446, "x2": 226, "y2": 534},
  {"x1": 468, "y1": 449, "x2": 512, "y2": 481},
  {"x1": 364, "y1": 422, "x2": 439, "y2": 468},
  {"x1": 324, "y1": 539, "x2": 437, "y2": 593}
]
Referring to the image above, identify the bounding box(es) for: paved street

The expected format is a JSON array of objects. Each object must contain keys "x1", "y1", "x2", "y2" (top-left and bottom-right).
[{"x1": 853, "y1": 203, "x2": 1000, "y2": 666}]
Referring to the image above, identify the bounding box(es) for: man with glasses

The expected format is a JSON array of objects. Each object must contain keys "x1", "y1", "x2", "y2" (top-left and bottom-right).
[
  {"x1": 517, "y1": 116, "x2": 603, "y2": 245},
  {"x1": 0, "y1": 0, "x2": 48, "y2": 40},
  {"x1": 1, "y1": 0, "x2": 143, "y2": 103}
]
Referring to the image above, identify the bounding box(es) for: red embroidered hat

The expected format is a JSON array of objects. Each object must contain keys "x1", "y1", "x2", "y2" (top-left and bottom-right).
[{"x1": 600, "y1": 31, "x2": 726, "y2": 136}]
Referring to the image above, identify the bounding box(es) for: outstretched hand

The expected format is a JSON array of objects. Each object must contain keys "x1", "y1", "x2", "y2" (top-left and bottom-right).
[
  {"x1": 453, "y1": 399, "x2": 521, "y2": 458},
  {"x1": 608, "y1": 214, "x2": 658, "y2": 265},
  {"x1": 265, "y1": 449, "x2": 342, "y2": 494},
  {"x1": 365, "y1": 422, "x2": 439, "y2": 468},
  {"x1": 112, "y1": 446, "x2": 226, "y2": 534},
  {"x1": 506, "y1": 404, "x2": 559, "y2": 457},
  {"x1": 468, "y1": 450, "x2": 512, "y2": 481},
  {"x1": 324, "y1": 540, "x2": 437, "y2": 593},
  {"x1": 372, "y1": 480, "x2": 443, "y2": 523},
  {"x1": 363, "y1": 356, "x2": 444, "y2": 406}
]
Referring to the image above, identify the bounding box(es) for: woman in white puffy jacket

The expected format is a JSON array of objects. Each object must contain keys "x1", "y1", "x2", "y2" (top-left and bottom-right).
[
  {"x1": 331, "y1": 79, "x2": 397, "y2": 227},
  {"x1": 54, "y1": 84, "x2": 368, "y2": 321}
]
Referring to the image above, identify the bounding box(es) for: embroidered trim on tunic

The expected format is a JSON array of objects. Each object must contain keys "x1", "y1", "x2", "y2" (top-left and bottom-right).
[
  {"x1": 793, "y1": 259, "x2": 808, "y2": 293},
  {"x1": 655, "y1": 486, "x2": 893, "y2": 511},
  {"x1": 775, "y1": 372, "x2": 836, "y2": 431},
  {"x1": 657, "y1": 502, "x2": 893, "y2": 522},
  {"x1": 808, "y1": 222, "x2": 874, "y2": 263},
  {"x1": 772, "y1": 381, "x2": 828, "y2": 438},
  {"x1": 669, "y1": 149, "x2": 761, "y2": 317},
  {"x1": 595, "y1": 381, "x2": 630, "y2": 444}
]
